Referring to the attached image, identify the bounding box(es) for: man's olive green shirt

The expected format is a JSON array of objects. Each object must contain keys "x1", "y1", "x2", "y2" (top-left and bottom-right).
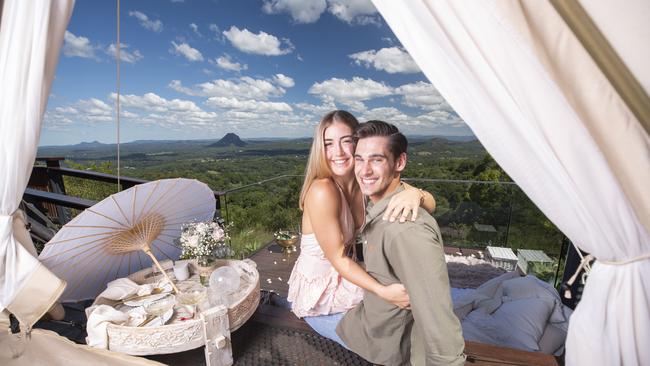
[{"x1": 336, "y1": 187, "x2": 465, "y2": 365}]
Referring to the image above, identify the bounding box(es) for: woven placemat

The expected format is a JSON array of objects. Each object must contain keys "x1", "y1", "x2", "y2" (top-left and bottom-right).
[
  {"x1": 146, "y1": 320, "x2": 373, "y2": 366},
  {"x1": 231, "y1": 321, "x2": 372, "y2": 366}
]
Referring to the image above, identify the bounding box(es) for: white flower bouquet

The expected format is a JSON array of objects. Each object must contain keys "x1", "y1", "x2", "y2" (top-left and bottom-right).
[{"x1": 177, "y1": 220, "x2": 231, "y2": 260}]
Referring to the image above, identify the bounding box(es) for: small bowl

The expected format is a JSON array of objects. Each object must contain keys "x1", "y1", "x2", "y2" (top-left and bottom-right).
[{"x1": 275, "y1": 232, "x2": 299, "y2": 253}]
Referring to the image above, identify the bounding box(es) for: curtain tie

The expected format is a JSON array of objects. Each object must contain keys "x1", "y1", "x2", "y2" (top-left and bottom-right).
[
  {"x1": 599, "y1": 252, "x2": 650, "y2": 266},
  {"x1": 563, "y1": 252, "x2": 650, "y2": 299},
  {"x1": 0, "y1": 211, "x2": 20, "y2": 225},
  {"x1": 0, "y1": 209, "x2": 20, "y2": 218}
]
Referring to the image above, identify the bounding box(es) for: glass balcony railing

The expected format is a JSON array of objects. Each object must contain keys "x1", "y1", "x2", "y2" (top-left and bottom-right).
[{"x1": 219, "y1": 175, "x2": 304, "y2": 259}]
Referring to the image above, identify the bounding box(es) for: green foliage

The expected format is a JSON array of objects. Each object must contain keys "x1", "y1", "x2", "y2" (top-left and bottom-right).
[
  {"x1": 63, "y1": 161, "x2": 118, "y2": 202},
  {"x1": 527, "y1": 261, "x2": 559, "y2": 284},
  {"x1": 228, "y1": 228, "x2": 272, "y2": 259}
]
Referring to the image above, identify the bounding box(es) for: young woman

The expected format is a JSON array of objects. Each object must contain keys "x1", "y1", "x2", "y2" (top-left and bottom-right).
[{"x1": 287, "y1": 110, "x2": 435, "y2": 321}]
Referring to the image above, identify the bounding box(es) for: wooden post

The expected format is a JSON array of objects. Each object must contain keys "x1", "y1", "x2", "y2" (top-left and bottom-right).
[
  {"x1": 201, "y1": 304, "x2": 232, "y2": 366},
  {"x1": 44, "y1": 158, "x2": 71, "y2": 224}
]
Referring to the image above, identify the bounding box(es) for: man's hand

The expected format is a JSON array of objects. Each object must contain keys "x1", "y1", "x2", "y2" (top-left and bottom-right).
[{"x1": 376, "y1": 283, "x2": 411, "y2": 309}]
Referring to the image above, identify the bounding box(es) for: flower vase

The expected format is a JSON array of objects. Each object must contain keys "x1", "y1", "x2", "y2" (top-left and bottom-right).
[{"x1": 197, "y1": 256, "x2": 215, "y2": 286}]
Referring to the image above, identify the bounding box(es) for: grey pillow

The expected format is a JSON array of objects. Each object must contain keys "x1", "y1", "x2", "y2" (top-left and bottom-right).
[{"x1": 538, "y1": 323, "x2": 567, "y2": 355}]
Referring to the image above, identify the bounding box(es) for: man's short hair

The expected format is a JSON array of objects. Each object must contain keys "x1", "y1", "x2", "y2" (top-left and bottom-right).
[{"x1": 355, "y1": 120, "x2": 408, "y2": 159}]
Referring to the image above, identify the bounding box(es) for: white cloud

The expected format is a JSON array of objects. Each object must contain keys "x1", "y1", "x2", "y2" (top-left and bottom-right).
[
  {"x1": 360, "y1": 107, "x2": 410, "y2": 123},
  {"x1": 190, "y1": 23, "x2": 202, "y2": 37},
  {"x1": 212, "y1": 55, "x2": 247, "y2": 72},
  {"x1": 273, "y1": 73, "x2": 295, "y2": 88},
  {"x1": 206, "y1": 97, "x2": 292, "y2": 113},
  {"x1": 350, "y1": 47, "x2": 420, "y2": 74},
  {"x1": 128, "y1": 11, "x2": 163, "y2": 33},
  {"x1": 294, "y1": 101, "x2": 338, "y2": 115},
  {"x1": 328, "y1": 0, "x2": 379, "y2": 24},
  {"x1": 107, "y1": 43, "x2": 144, "y2": 64},
  {"x1": 416, "y1": 110, "x2": 465, "y2": 126},
  {"x1": 395, "y1": 81, "x2": 449, "y2": 111},
  {"x1": 358, "y1": 107, "x2": 466, "y2": 132},
  {"x1": 121, "y1": 110, "x2": 139, "y2": 118},
  {"x1": 308, "y1": 77, "x2": 392, "y2": 111},
  {"x1": 111, "y1": 92, "x2": 218, "y2": 127},
  {"x1": 218, "y1": 109, "x2": 312, "y2": 133},
  {"x1": 63, "y1": 31, "x2": 97, "y2": 59},
  {"x1": 262, "y1": 0, "x2": 327, "y2": 24},
  {"x1": 170, "y1": 41, "x2": 204, "y2": 62},
  {"x1": 77, "y1": 99, "x2": 113, "y2": 122},
  {"x1": 44, "y1": 98, "x2": 113, "y2": 129},
  {"x1": 45, "y1": 93, "x2": 325, "y2": 136},
  {"x1": 224, "y1": 111, "x2": 260, "y2": 120},
  {"x1": 54, "y1": 106, "x2": 78, "y2": 114},
  {"x1": 208, "y1": 24, "x2": 225, "y2": 42},
  {"x1": 262, "y1": 0, "x2": 378, "y2": 25},
  {"x1": 115, "y1": 92, "x2": 199, "y2": 113},
  {"x1": 223, "y1": 26, "x2": 293, "y2": 56},
  {"x1": 169, "y1": 77, "x2": 285, "y2": 100}
]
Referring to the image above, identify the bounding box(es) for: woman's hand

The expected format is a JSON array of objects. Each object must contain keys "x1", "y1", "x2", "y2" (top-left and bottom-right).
[
  {"x1": 383, "y1": 186, "x2": 423, "y2": 222},
  {"x1": 376, "y1": 283, "x2": 410, "y2": 309}
]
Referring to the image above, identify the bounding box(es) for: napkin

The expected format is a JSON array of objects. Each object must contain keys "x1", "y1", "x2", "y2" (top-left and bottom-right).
[{"x1": 86, "y1": 305, "x2": 129, "y2": 348}]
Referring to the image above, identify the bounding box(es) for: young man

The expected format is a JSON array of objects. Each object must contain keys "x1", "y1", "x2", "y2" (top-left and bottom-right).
[{"x1": 336, "y1": 120, "x2": 465, "y2": 365}]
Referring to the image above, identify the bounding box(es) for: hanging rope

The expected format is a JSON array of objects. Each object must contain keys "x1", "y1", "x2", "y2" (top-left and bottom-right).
[{"x1": 115, "y1": 0, "x2": 121, "y2": 192}]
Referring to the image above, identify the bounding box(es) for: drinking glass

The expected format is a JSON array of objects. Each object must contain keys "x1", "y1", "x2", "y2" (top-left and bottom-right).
[
  {"x1": 143, "y1": 294, "x2": 176, "y2": 326},
  {"x1": 177, "y1": 282, "x2": 208, "y2": 316}
]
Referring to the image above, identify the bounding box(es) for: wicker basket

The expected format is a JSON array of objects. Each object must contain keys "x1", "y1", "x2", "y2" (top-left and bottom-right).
[{"x1": 96, "y1": 258, "x2": 260, "y2": 355}]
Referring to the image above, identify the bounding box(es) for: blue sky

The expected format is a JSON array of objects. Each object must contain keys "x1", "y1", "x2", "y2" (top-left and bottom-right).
[{"x1": 42, "y1": 0, "x2": 471, "y2": 146}]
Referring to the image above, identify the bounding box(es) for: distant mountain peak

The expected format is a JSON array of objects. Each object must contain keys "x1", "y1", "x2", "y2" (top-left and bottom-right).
[
  {"x1": 210, "y1": 133, "x2": 246, "y2": 147},
  {"x1": 77, "y1": 140, "x2": 104, "y2": 146}
]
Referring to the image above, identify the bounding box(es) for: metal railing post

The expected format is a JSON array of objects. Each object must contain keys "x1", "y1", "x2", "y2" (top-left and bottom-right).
[{"x1": 504, "y1": 185, "x2": 514, "y2": 245}]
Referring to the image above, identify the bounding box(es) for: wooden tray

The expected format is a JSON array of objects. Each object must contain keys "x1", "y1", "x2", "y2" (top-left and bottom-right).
[{"x1": 95, "y1": 259, "x2": 259, "y2": 355}]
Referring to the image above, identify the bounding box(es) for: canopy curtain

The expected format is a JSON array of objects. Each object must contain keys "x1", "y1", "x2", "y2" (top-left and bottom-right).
[
  {"x1": 372, "y1": 1, "x2": 649, "y2": 365},
  {"x1": 0, "y1": 0, "x2": 73, "y2": 327}
]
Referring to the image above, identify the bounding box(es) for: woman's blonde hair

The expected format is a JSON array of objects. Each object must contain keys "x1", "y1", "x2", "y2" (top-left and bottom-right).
[{"x1": 299, "y1": 110, "x2": 359, "y2": 210}]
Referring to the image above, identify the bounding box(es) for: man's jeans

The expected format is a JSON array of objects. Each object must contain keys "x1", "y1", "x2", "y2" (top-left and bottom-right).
[{"x1": 304, "y1": 312, "x2": 349, "y2": 349}]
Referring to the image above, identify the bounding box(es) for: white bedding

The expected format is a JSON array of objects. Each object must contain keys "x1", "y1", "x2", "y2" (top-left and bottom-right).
[{"x1": 450, "y1": 273, "x2": 572, "y2": 355}]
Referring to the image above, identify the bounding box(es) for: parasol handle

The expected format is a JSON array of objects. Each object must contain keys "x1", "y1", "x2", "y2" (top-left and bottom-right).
[{"x1": 143, "y1": 248, "x2": 180, "y2": 294}]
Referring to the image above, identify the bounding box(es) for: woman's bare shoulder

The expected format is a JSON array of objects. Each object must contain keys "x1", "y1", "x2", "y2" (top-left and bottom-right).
[
  {"x1": 305, "y1": 179, "x2": 341, "y2": 210},
  {"x1": 307, "y1": 178, "x2": 338, "y2": 198}
]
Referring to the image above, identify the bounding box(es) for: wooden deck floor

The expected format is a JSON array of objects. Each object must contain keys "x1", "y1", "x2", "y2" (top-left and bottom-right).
[{"x1": 248, "y1": 241, "x2": 298, "y2": 298}]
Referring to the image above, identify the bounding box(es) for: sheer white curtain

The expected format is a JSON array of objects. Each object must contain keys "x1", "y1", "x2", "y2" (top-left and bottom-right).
[
  {"x1": 372, "y1": 0, "x2": 650, "y2": 364},
  {"x1": 0, "y1": 0, "x2": 74, "y2": 327}
]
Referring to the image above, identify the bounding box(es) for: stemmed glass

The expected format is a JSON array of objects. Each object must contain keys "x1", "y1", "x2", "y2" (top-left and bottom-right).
[
  {"x1": 143, "y1": 294, "x2": 176, "y2": 326},
  {"x1": 176, "y1": 282, "x2": 208, "y2": 317}
]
